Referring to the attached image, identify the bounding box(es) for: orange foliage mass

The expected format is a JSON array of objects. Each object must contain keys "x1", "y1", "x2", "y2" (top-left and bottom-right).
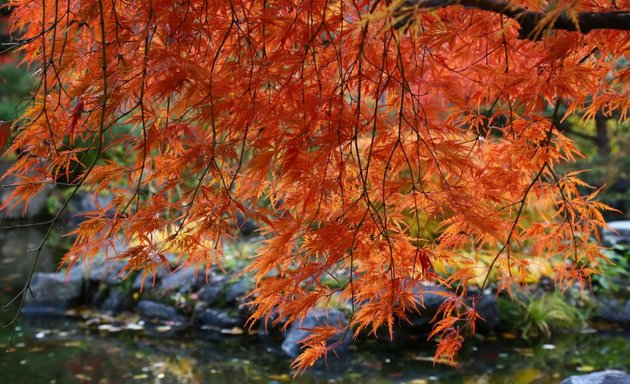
[{"x1": 2, "y1": 0, "x2": 629, "y2": 371}]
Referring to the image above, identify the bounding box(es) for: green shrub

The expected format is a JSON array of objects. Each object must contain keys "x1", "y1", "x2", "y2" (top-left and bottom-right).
[{"x1": 498, "y1": 291, "x2": 587, "y2": 339}]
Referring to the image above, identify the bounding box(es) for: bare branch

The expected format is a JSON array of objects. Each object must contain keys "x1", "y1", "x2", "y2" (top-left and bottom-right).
[{"x1": 398, "y1": 0, "x2": 630, "y2": 38}]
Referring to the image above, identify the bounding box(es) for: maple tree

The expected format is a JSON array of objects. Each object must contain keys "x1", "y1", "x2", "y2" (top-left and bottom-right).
[{"x1": 2, "y1": 0, "x2": 629, "y2": 371}]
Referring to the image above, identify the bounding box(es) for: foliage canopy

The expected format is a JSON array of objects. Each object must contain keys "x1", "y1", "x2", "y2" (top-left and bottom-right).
[{"x1": 2, "y1": 0, "x2": 629, "y2": 371}]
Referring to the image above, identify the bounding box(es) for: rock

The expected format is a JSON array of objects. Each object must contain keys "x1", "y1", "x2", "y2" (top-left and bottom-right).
[
  {"x1": 475, "y1": 294, "x2": 500, "y2": 331},
  {"x1": 602, "y1": 221, "x2": 630, "y2": 246},
  {"x1": 195, "y1": 308, "x2": 243, "y2": 330},
  {"x1": 237, "y1": 298, "x2": 255, "y2": 320},
  {"x1": 63, "y1": 191, "x2": 114, "y2": 226},
  {"x1": 133, "y1": 272, "x2": 155, "y2": 291},
  {"x1": 137, "y1": 300, "x2": 186, "y2": 325},
  {"x1": 407, "y1": 285, "x2": 499, "y2": 331},
  {"x1": 0, "y1": 228, "x2": 55, "y2": 274},
  {"x1": 85, "y1": 258, "x2": 127, "y2": 284},
  {"x1": 236, "y1": 212, "x2": 258, "y2": 237},
  {"x1": 419, "y1": 285, "x2": 453, "y2": 308},
  {"x1": 225, "y1": 278, "x2": 252, "y2": 303},
  {"x1": 404, "y1": 285, "x2": 453, "y2": 329},
  {"x1": 595, "y1": 298, "x2": 630, "y2": 326},
  {"x1": 257, "y1": 311, "x2": 285, "y2": 342},
  {"x1": 540, "y1": 276, "x2": 555, "y2": 292},
  {"x1": 88, "y1": 284, "x2": 110, "y2": 309},
  {"x1": 281, "y1": 308, "x2": 350, "y2": 358},
  {"x1": 0, "y1": 162, "x2": 52, "y2": 220},
  {"x1": 561, "y1": 370, "x2": 630, "y2": 384},
  {"x1": 132, "y1": 268, "x2": 169, "y2": 291},
  {"x1": 157, "y1": 267, "x2": 200, "y2": 295},
  {"x1": 197, "y1": 283, "x2": 224, "y2": 307},
  {"x1": 99, "y1": 288, "x2": 132, "y2": 315},
  {"x1": 23, "y1": 270, "x2": 84, "y2": 315},
  {"x1": 0, "y1": 186, "x2": 51, "y2": 220}
]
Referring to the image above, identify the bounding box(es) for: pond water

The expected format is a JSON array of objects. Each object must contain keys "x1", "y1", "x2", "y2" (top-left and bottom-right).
[{"x1": 1, "y1": 226, "x2": 630, "y2": 384}]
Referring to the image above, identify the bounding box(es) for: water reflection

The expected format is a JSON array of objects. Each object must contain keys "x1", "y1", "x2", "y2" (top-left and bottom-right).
[
  {"x1": 0, "y1": 226, "x2": 58, "y2": 291},
  {"x1": 3, "y1": 319, "x2": 630, "y2": 384}
]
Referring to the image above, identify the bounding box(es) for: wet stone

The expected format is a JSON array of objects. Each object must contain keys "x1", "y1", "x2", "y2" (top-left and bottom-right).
[
  {"x1": 63, "y1": 192, "x2": 114, "y2": 226},
  {"x1": 404, "y1": 285, "x2": 453, "y2": 330},
  {"x1": 197, "y1": 285, "x2": 224, "y2": 307},
  {"x1": 132, "y1": 268, "x2": 169, "y2": 291},
  {"x1": 475, "y1": 294, "x2": 500, "y2": 331},
  {"x1": 225, "y1": 279, "x2": 252, "y2": 303},
  {"x1": 236, "y1": 213, "x2": 259, "y2": 237},
  {"x1": 561, "y1": 370, "x2": 630, "y2": 384},
  {"x1": 195, "y1": 308, "x2": 243, "y2": 330},
  {"x1": 157, "y1": 268, "x2": 200, "y2": 295},
  {"x1": 595, "y1": 298, "x2": 630, "y2": 326},
  {"x1": 0, "y1": 161, "x2": 52, "y2": 220},
  {"x1": 23, "y1": 270, "x2": 84, "y2": 315},
  {"x1": 419, "y1": 285, "x2": 453, "y2": 309},
  {"x1": 133, "y1": 273, "x2": 154, "y2": 291},
  {"x1": 257, "y1": 311, "x2": 284, "y2": 342},
  {"x1": 86, "y1": 259, "x2": 127, "y2": 285},
  {"x1": 281, "y1": 308, "x2": 350, "y2": 358},
  {"x1": 99, "y1": 288, "x2": 132, "y2": 316},
  {"x1": 137, "y1": 300, "x2": 186, "y2": 326},
  {"x1": 88, "y1": 284, "x2": 110, "y2": 309}
]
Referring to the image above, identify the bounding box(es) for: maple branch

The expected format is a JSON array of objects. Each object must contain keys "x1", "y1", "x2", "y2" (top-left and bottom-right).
[{"x1": 399, "y1": 0, "x2": 630, "y2": 38}]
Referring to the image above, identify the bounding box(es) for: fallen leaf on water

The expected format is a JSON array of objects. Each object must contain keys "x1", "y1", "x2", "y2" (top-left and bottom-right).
[
  {"x1": 125, "y1": 323, "x2": 144, "y2": 331},
  {"x1": 501, "y1": 332, "x2": 517, "y2": 339},
  {"x1": 220, "y1": 327, "x2": 244, "y2": 335},
  {"x1": 513, "y1": 347, "x2": 534, "y2": 357},
  {"x1": 97, "y1": 324, "x2": 122, "y2": 332},
  {"x1": 35, "y1": 331, "x2": 48, "y2": 339},
  {"x1": 74, "y1": 373, "x2": 91, "y2": 382},
  {"x1": 411, "y1": 355, "x2": 451, "y2": 364},
  {"x1": 268, "y1": 373, "x2": 291, "y2": 381},
  {"x1": 85, "y1": 318, "x2": 102, "y2": 326}
]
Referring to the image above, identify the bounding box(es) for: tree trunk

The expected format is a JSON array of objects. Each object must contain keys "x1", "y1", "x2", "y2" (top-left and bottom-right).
[{"x1": 595, "y1": 112, "x2": 611, "y2": 158}]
